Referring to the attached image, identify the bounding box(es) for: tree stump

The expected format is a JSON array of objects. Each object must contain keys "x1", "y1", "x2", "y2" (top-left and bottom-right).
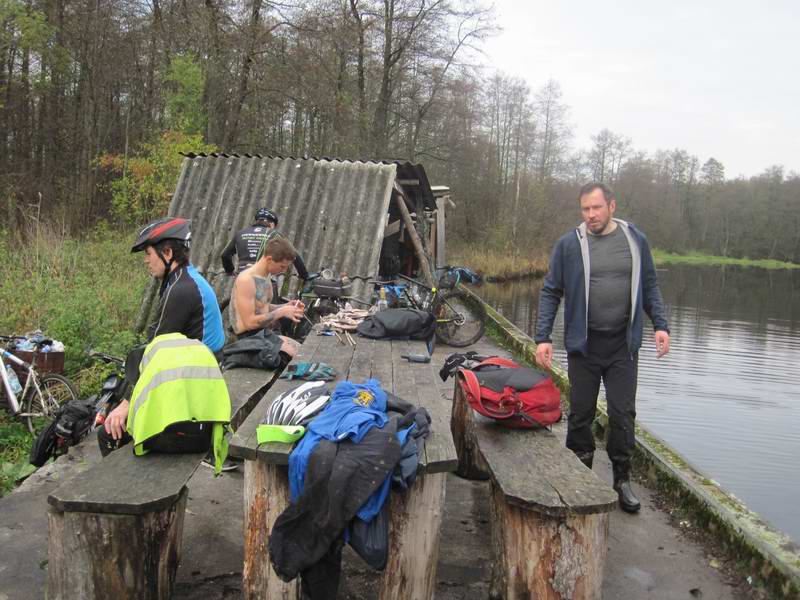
[
  {"x1": 47, "y1": 487, "x2": 187, "y2": 600},
  {"x1": 379, "y1": 472, "x2": 447, "y2": 600},
  {"x1": 450, "y1": 381, "x2": 491, "y2": 480},
  {"x1": 489, "y1": 482, "x2": 609, "y2": 600},
  {"x1": 243, "y1": 460, "x2": 299, "y2": 600},
  {"x1": 450, "y1": 379, "x2": 616, "y2": 600}
]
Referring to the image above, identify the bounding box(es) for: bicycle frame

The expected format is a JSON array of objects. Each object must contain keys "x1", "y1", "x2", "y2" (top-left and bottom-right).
[{"x1": 0, "y1": 348, "x2": 41, "y2": 416}]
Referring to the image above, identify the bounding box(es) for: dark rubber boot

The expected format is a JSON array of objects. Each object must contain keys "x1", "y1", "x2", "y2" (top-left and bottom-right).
[
  {"x1": 613, "y1": 478, "x2": 641, "y2": 513},
  {"x1": 576, "y1": 451, "x2": 594, "y2": 470}
]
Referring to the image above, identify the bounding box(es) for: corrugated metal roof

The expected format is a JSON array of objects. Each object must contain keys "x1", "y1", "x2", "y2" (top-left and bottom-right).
[
  {"x1": 136, "y1": 155, "x2": 423, "y2": 332},
  {"x1": 181, "y1": 154, "x2": 436, "y2": 210}
]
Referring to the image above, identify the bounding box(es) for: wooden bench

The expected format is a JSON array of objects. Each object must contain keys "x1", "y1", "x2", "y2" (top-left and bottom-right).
[
  {"x1": 451, "y1": 381, "x2": 618, "y2": 600},
  {"x1": 46, "y1": 367, "x2": 277, "y2": 600},
  {"x1": 229, "y1": 333, "x2": 458, "y2": 600}
]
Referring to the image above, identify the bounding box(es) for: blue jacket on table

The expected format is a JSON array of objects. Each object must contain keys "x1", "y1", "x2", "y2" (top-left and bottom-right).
[{"x1": 534, "y1": 219, "x2": 669, "y2": 357}]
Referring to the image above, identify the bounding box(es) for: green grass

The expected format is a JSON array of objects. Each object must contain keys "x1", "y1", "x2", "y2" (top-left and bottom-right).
[
  {"x1": 0, "y1": 223, "x2": 148, "y2": 495},
  {"x1": 449, "y1": 246, "x2": 549, "y2": 279},
  {"x1": 652, "y1": 249, "x2": 800, "y2": 270}
]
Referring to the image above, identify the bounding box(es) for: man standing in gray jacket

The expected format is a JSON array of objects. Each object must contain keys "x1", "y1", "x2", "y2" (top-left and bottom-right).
[{"x1": 535, "y1": 182, "x2": 670, "y2": 513}]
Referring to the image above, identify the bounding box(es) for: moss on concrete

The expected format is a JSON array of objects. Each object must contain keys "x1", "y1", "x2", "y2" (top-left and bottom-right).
[{"x1": 462, "y1": 285, "x2": 800, "y2": 599}]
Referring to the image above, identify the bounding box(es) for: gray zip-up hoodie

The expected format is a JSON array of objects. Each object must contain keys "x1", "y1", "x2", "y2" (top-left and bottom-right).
[{"x1": 535, "y1": 219, "x2": 669, "y2": 356}]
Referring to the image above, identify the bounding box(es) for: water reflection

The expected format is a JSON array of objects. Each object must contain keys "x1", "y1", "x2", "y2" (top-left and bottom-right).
[{"x1": 472, "y1": 264, "x2": 800, "y2": 542}]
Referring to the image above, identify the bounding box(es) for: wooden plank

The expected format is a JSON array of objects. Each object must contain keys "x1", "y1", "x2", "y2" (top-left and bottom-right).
[
  {"x1": 389, "y1": 340, "x2": 429, "y2": 470},
  {"x1": 404, "y1": 340, "x2": 458, "y2": 474},
  {"x1": 229, "y1": 333, "x2": 324, "y2": 460},
  {"x1": 479, "y1": 424, "x2": 617, "y2": 516},
  {"x1": 48, "y1": 449, "x2": 203, "y2": 515},
  {"x1": 223, "y1": 367, "x2": 277, "y2": 431},
  {"x1": 368, "y1": 338, "x2": 393, "y2": 386},
  {"x1": 347, "y1": 336, "x2": 373, "y2": 382},
  {"x1": 254, "y1": 334, "x2": 355, "y2": 464},
  {"x1": 47, "y1": 488, "x2": 187, "y2": 600}
]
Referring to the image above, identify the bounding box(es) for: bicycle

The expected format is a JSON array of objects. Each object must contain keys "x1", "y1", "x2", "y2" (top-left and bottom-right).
[
  {"x1": 379, "y1": 270, "x2": 487, "y2": 347},
  {"x1": 0, "y1": 335, "x2": 79, "y2": 434}
]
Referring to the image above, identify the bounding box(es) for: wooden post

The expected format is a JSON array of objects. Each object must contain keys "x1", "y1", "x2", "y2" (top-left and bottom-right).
[
  {"x1": 450, "y1": 380, "x2": 491, "y2": 480},
  {"x1": 47, "y1": 488, "x2": 188, "y2": 600},
  {"x1": 379, "y1": 473, "x2": 447, "y2": 600},
  {"x1": 490, "y1": 482, "x2": 609, "y2": 600},
  {"x1": 393, "y1": 182, "x2": 435, "y2": 286},
  {"x1": 243, "y1": 460, "x2": 299, "y2": 600},
  {"x1": 435, "y1": 196, "x2": 447, "y2": 269}
]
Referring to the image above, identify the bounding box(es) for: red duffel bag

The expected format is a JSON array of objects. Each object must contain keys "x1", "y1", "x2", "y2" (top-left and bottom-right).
[{"x1": 457, "y1": 357, "x2": 561, "y2": 429}]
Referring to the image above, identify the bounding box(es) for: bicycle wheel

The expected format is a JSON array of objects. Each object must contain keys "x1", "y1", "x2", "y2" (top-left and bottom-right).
[
  {"x1": 25, "y1": 373, "x2": 78, "y2": 434},
  {"x1": 434, "y1": 290, "x2": 487, "y2": 347}
]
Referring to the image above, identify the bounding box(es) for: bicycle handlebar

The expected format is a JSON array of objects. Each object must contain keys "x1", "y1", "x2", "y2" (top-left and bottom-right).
[{"x1": 88, "y1": 350, "x2": 124, "y2": 366}]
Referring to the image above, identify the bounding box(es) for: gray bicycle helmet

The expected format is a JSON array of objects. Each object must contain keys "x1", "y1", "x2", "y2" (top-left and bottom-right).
[{"x1": 131, "y1": 217, "x2": 192, "y2": 253}]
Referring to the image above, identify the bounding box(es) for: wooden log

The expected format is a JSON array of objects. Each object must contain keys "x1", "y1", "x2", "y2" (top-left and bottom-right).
[
  {"x1": 243, "y1": 460, "x2": 299, "y2": 600},
  {"x1": 489, "y1": 482, "x2": 609, "y2": 600},
  {"x1": 450, "y1": 379, "x2": 491, "y2": 480},
  {"x1": 47, "y1": 487, "x2": 188, "y2": 600},
  {"x1": 393, "y1": 182, "x2": 435, "y2": 286},
  {"x1": 379, "y1": 472, "x2": 447, "y2": 600}
]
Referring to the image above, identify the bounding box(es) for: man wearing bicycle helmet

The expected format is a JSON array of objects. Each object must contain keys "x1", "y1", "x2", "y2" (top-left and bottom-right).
[
  {"x1": 100, "y1": 216, "x2": 226, "y2": 455},
  {"x1": 221, "y1": 207, "x2": 310, "y2": 280}
]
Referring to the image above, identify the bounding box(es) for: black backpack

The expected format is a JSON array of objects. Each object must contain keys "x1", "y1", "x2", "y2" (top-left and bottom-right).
[
  {"x1": 29, "y1": 397, "x2": 98, "y2": 467},
  {"x1": 356, "y1": 308, "x2": 436, "y2": 341},
  {"x1": 54, "y1": 397, "x2": 98, "y2": 444}
]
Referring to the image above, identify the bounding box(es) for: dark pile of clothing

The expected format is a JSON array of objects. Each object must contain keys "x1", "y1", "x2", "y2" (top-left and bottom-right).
[{"x1": 268, "y1": 378, "x2": 430, "y2": 599}]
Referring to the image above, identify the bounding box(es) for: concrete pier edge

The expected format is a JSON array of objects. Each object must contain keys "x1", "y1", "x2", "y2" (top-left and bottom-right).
[{"x1": 459, "y1": 285, "x2": 800, "y2": 599}]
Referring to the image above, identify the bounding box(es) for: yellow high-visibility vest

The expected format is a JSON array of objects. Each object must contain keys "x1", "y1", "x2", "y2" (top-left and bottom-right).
[{"x1": 127, "y1": 333, "x2": 231, "y2": 474}]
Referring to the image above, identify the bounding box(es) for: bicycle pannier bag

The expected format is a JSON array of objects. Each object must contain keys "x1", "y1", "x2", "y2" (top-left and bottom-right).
[
  {"x1": 457, "y1": 357, "x2": 561, "y2": 429},
  {"x1": 356, "y1": 308, "x2": 436, "y2": 341},
  {"x1": 312, "y1": 277, "x2": 351, "y2": 298}
]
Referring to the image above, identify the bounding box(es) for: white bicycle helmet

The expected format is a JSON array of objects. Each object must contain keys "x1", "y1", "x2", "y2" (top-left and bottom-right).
[{"x1": 265, "y1": 381, "x2": 330, "y2": 427}]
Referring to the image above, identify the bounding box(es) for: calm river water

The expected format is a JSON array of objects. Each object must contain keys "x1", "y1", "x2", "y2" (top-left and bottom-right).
[{"x1": 472, "y1": 264, "x2": 800, "y2": 543}]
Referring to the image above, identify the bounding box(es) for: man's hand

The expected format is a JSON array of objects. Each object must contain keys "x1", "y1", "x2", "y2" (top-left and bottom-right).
[
  {"x1": 104, "y1": 399, "x2": 130, "y2": 440},
  {"x1": 535, "y1": 342, "x2": 554, "y2": 370},
  {"x1": 279, "y1": 301, "x2": 305, "y2": 323},
  {"x1": 655, "y1": 330, "x2": 670, "y2": 358}
]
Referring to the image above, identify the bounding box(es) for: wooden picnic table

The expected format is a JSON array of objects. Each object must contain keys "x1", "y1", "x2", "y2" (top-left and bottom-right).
[{"x1": 229, "y1": 333, "x2": 458, "y2": 600}]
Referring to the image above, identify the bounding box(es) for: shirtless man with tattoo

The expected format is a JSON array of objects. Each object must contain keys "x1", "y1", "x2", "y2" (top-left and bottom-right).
[{"x1": 230, "y1": 236, "x2": 305, "y2": 358}]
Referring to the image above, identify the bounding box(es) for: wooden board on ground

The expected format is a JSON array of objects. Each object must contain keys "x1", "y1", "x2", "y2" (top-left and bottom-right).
[{"x1": 47, "y1": 449, "x2": 204, "y2": 515}]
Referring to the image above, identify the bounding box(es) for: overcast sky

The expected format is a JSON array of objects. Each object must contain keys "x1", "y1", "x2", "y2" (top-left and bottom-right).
[{"x1": 482, "y1": 0, "x2": 800, "y2": 178}]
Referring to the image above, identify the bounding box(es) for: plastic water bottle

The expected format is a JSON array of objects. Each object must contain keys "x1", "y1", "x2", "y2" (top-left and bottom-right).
[
  {"x1": 5, "y1": 365, "x2": 22, "y2": 395},
  {"x1": 376, "y1": 288, "x2": 389, "y2": 312}
]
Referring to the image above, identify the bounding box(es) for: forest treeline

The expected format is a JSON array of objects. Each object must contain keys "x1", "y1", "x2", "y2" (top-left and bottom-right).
[{"x1": 2, "y1": 0, "x2": 799, "y2": 262}]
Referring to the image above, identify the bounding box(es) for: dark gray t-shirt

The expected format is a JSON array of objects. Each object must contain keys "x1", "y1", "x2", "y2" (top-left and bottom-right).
[{"x1": 587, "y1": 226, "x2": 632, "y2": 333}]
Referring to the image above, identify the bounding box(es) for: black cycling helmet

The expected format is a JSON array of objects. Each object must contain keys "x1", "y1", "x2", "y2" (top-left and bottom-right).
[
  {"x1": 131, "y1": 217, "x2": 192, "y2": 253},
  {"x1": 254, "y1": 208, "x2": 278, "y2": 226}
]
